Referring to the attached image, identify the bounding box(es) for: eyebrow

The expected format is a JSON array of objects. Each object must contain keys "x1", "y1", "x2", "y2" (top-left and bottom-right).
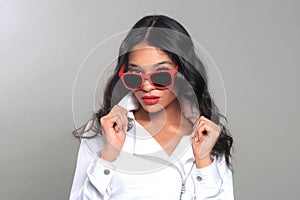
[{"x1": 128, "y1": 61, "x2": 173, "y2": 68}]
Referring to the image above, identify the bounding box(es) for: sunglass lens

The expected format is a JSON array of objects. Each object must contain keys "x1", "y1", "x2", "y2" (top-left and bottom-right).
[
  {"x1": 123, "y1": 74, "x2": 142, "y2": 89},
  {"x1": 150, "y1": 72, "x2": 172, "y2": 88}
]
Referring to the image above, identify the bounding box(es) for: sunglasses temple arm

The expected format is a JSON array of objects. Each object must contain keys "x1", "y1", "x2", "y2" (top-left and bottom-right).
[{"x1": 119, "y1": 64, "x2": 126, "y2": 77}]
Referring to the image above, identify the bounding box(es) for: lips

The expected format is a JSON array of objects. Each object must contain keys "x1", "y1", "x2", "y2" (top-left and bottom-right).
[{"x1": 141, "y1": 95, "x2": 161, "y2": 105}]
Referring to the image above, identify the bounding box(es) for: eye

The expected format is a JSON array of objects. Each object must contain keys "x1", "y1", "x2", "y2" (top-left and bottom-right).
[{"x1": 128, "y1": 68, "x2": 144, "y2": 74}]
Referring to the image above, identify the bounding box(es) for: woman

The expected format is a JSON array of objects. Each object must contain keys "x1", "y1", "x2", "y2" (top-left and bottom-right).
[{"x1": 70, "y1": 15, "x2": 234, "y2": 200}]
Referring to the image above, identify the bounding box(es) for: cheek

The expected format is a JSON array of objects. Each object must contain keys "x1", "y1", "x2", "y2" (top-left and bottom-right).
[
  {"x1": 167, "y1": 87, "x2": 179, "y2": 98},
  {"x1": 133, "y1": 91, "x2": 142, "y2": 100}
]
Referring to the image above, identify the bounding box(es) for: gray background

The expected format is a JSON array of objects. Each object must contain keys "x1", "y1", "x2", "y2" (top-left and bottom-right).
[{"x1": 1, "y1": 0, "x2": 299, "y2": 199}]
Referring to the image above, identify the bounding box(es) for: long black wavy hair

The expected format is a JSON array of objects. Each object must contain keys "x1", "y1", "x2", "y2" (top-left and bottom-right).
[{"x1": 73, "y1": 15, "x2": 233, "y2": 168}]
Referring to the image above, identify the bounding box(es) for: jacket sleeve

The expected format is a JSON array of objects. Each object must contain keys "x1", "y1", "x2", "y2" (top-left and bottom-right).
[
  {"x1": 192, "y1": 156, "x2": 234, "y2": 200},
  {"x1": 69, "y1": 135, "x2": 127, "y2": 200}
]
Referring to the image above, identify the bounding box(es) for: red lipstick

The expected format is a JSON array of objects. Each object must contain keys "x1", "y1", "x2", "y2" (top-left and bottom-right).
[{"x1": 141, "y1": 95, "x2": 161, "y2": 105}]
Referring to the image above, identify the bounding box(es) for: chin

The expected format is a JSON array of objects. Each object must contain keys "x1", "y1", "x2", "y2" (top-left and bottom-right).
[{"x1": 140, "y1": 104, "x2": 166, "y2": 113}]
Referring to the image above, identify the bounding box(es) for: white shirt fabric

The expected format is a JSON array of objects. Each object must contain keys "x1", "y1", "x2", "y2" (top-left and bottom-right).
[{"x1": 69, "y1": 93, "x2": 234, "y2": 200}]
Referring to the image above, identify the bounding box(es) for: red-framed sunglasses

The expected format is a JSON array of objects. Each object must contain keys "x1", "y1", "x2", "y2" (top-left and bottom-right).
[{"x1": 118, "y1": 64, "x2": 179, "y2": 90}]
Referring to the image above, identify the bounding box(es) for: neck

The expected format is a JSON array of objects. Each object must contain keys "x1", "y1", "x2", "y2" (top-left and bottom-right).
[
  {"x1": 134, "y1": 98, "x2": 182, "y2": 128},
  {"x1": 134, "y1": 99, "x2": 193, "y2": 156}
]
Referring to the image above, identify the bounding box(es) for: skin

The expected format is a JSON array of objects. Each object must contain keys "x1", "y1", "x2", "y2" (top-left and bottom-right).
[{"x1": 100, "y1": 42, "x2": 221, "y2": 168}]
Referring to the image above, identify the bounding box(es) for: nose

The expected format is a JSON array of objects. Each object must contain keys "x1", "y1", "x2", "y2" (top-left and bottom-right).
[{"x1": 142, "y1": 79, "x2": 155, "y2": 92}]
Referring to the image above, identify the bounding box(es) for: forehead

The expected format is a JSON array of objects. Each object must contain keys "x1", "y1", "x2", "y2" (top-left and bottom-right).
[{"x1": 128, "y1": 43, "x2": 173, "y2": 66}]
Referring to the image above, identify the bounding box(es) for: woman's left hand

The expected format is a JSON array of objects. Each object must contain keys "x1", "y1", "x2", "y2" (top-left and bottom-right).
[{"x1": 192, "y1": 116, "x2": 221, "y2": 168}]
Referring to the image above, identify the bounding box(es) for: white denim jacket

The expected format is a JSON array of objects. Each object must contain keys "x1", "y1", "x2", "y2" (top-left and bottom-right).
[{"x1": 69, "y1": 93, "x2": 234, "y2": 200}]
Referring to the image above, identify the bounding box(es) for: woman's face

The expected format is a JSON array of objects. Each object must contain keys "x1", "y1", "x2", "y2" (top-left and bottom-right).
[{"x1": 128, "y1": 42, "x2": 179, "y2": 113}]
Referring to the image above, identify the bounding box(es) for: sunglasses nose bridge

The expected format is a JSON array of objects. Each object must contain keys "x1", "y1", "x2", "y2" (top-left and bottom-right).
[
  {"x1": 143, "y1": 79, "x2": 152, "y2": 86},
  {"x1": 143, "y1": 76, "x2": 150, "y2": 83},
  {"x1": 142, "y1": 73, "x2": 151, "y2": 85},
  {"x1": 141, "y1": 74, "x2": 155, "y2": 91}
]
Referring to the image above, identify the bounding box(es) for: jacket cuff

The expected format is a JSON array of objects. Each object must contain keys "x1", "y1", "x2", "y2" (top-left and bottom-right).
[
  {"x1": 193, "y1": 158, "x2": 221, "y2": 185},
  {"x1": 87, "y1": 154, "x2": 116, "y2": 195}
]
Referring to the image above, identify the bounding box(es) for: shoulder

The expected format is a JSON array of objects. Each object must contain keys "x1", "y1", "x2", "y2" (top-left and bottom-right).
[
  {"x1": 77, "y1": 117, "x2": 101, "y2": 138},
  {"x1": 214, "y1": 154, "x2": 232, "y2": 177},
  {"x1": 78, "y1": 118, "x2": 104, "y2": 155}
]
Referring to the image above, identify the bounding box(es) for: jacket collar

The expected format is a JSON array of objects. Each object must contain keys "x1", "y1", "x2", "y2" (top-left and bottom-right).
[{"x1": 118, "y1": 92, "x2": 196, "y2": 164}]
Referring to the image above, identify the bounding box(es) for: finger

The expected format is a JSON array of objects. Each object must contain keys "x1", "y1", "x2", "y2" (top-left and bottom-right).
[
  {"x1": 197, "y1": 124, "x2": 210, "y2": 139},
  {"x1": 191, "y1": 136, "x2": 199, "y2": 147},
  {"x1": 119, "y1": 108, "x2": 128, "y2": 132},
  {"x1": 199, "y1": 115, "x2": 211, "y2": 123},
  {"x1": 191, "y1": 134, "x2": 199, "y2": 147},
  {"x1": 192, "y1": 119, "x2": 209, "y2": 137},
  {"x1": 193, "y1": 118, "x2": 201, "y2": 130},
  {"x1": 114, "y1": 123, "x2": 122, "y2": 133},
  {"x1": 194, "y1": 132, "x2": 203, "y2": 144},
  {"x1": 199, "y1": 116, "x2": 221, "y2": 132},
  {"x1": 123, "y1": 117, "x2": 129, "y2": 132},
  {"x1": 200, "y1": 122, "x2": 221, "y2": 135},
  {"x1": 111, "y1": 105, "x2": 125, "y2": 117},
  {"x1": 115, "y1": 106, "x2": 127, "y2": 117},
  {"x1": 191, "y1": 118, "x2": 202, "y2": 138},
  {"x1": 114, "y1": 105, "x2": 128, "y2": 115},
  {"x1": 197, "y1": 120, "x2": 209, "y2": 129},
  {"x1": 197, "y1": 118, "x2": 221, "y2": 136},
  {"x1": 114, "y1": 114, "x2": 125, "y2": 133},
  {"x1": 198, "y1": 123, "x2": 221, "y2": 145},
  {"x1": 111, "y1": 105, "x2": 127, "y2": 121},
  {"x1": 194, "y1": 117, "x2": 209, "y2": 129},
  {"x1": 199, "y1": 116, "x2": 220, "y2": 129},
  {"x1": 197, "y1": 120, "x2": 210, "y2": 135},
  {"x1": 100, "y1": 115, "x2": 118, "y2": 134},
  {"x1": 115, "y1": 109, "x2": 128, "y2": 132},
  {"x1": 198, "y1": 132, "x2": 219, "y2": 159},
  {"x1": 100, "y1": 114, "x2": 115, "y2": 125},
  {"x1": 113, "y1": 106, "x2": 128, "y2": 118},
  {"x1": 117, "y1": 115, "x2": 127, "y2": 133}
]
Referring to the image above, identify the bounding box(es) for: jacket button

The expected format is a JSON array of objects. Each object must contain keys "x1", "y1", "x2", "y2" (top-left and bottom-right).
[
  {"x1": 104, "y1": 169, "x2": 110, "y2": 175},
  {"x1": 196, "y1": 176, "x2": 202, "y2": 181}
]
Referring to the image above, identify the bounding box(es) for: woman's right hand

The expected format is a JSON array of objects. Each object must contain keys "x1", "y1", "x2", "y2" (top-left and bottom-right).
[{"x1": 99, "y1": 105, "x2": 128, "y2": 162}]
